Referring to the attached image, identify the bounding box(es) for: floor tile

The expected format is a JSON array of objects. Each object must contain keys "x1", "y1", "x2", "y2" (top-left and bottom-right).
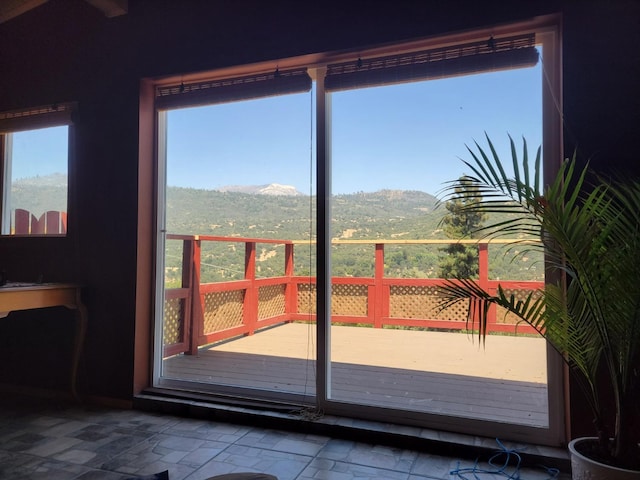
[
  {"x1": 410, "y1": 452, "x2": 454, "y2": 479},
  {"x1": 298, "y1": 457, "x2": 410, "y2": 479},
  {"x1": 317, "y1": 438, "x2": 418, "y2": 473},
  {"x1": 0, "y1": 451, "x2": 91, "y2": 480},
  {"x1": 238, "y1": 428, "x2": 330, "y2": 456},
  {"x1": 0, "y1": 395, "x2": 570, "y2": 480},
  {"x1": 190, "y1": 444, "x2": 311, "y2": 480}
]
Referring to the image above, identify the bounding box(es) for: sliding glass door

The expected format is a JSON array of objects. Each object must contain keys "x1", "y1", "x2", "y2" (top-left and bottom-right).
[{"x1": 153, "y1": 24, "x2": 564, "y2": 446}]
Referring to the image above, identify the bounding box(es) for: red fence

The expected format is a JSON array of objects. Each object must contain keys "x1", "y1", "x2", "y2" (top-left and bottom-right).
[
  {"x1": 162, "y1": 235, "x2": 543, "y2": 358},
  {"x1": 12, "y1": 209, "x2": 67, "y2": 235}
]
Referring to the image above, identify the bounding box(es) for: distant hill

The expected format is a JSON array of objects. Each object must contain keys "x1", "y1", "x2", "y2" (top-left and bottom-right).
[
  {"x1": 163, "y1": 185, "x2": 541, "y2": 282},
  {"x1": 11, "y1": 174, "x2": 67, "y2": 216},
  {"x1": 216, "y1": 183, "x2": 304, "y2": 196},
  {"x1": 11, "y1": 176, "x2": 443, "y2": 241},
  {"x1": 13, "y1": 173, "x2": 67, "y2": 187},
  {"x1": 12, "y1": 175, "x2": 542, "y2": 282},
  {"x1": 166, "y1": 185, "x2": 442, "y2": 241}
]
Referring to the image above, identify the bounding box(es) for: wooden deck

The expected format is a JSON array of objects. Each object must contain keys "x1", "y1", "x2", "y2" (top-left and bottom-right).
[{"x1": 162, "y1": 323, "x2": 549, "y2": 427}]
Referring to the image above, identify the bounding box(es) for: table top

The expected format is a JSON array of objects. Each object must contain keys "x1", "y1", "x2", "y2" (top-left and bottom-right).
[{"x1": 0, "y1": 282, "x2": 79, "y2": 292}]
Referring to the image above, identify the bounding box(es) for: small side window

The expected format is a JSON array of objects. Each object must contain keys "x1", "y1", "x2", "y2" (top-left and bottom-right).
[{"x1": 0, "y1": 104, "x2": 74, "y2": 236}]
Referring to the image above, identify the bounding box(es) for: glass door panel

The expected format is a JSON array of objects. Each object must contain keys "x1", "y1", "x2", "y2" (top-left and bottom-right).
[
  {"x1": 328, "y1": 65, "x2": 549, "y2": 427},
  {"x1": 158, "y1": 88, "x2": 317, "y2": 404}
]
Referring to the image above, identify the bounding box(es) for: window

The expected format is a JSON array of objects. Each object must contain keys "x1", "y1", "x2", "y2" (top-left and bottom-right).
[{"x1": 0, "y1": 103, "x2": 74, "y2": 236}]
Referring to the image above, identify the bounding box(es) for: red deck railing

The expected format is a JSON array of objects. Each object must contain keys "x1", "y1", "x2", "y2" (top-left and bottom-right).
[
  {"x1": 162, "y1": 235, "x2": 543, "y2": 358},
  {"x1": 12, "y1": 209, "x2": 67, "y2": 235}
]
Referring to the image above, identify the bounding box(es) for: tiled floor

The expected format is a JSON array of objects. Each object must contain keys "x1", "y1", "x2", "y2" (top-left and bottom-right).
[{"x1": 0, "y1": 394, "x2": 569, "y2": 480}]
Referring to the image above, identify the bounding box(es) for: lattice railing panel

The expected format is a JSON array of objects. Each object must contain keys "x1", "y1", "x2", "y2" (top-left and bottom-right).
[
  {"x1": 496, "y1": 288, "x2": 542, "y2": 325},
  {"x1": 297, "y1": 283, "x2": 316, "y2": 314},
  {"x1": 258, "y1": 284, "x2": 286, "y2": 319},
  {"x1": 203, "y1": 290, "x2": 244, "y2": 334},
  {"x1": 389, "y1": 285, "x2": 467, "y2": 321},
  {"x1": 163, "y1": 297, "x2": 184, "y2": 345},
  {"x1": 297, "y1": 283, "x2": 369, "y2": 316},
  {"x1": 332, "y1": 284, "x2": 368, "y2": 316}
]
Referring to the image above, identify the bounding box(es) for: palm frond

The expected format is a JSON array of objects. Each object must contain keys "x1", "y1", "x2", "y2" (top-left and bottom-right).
[{"x1": 436, "y1": 136, "x2": 640, "y2": 465}]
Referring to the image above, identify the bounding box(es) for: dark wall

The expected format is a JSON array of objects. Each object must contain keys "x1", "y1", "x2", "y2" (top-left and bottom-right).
[
  {"x1": 0, "y1": 0, "x2": 638, "y2": 431},
  {"x1": 561, "y1": 1, "x2": 640, "y2": 174}
]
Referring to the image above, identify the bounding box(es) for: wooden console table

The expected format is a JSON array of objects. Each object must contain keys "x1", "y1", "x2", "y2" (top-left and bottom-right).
[{"x1": 0, "y1": 283, "x2": 87, "y2": 400}]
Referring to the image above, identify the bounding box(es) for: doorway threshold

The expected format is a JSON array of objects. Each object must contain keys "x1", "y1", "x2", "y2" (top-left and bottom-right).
[{"x1": 134, "y1": 388, "x2": 570, "y2": 474}]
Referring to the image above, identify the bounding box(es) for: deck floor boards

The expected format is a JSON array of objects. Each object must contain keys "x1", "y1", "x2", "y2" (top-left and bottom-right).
[{"x1": 163, "y1": 323, "x2": 549, "y2": 427}]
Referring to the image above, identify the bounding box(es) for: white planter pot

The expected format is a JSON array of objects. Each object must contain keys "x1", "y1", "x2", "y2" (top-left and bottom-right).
[{"x1": 568, "y1": 437, "x2": 640, "y2": 480}]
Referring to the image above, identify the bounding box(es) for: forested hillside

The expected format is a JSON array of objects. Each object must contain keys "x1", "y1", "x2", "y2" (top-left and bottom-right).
[
  {"x1": 164, "y1": 187, "x2": 446, "y2": 283},
  {"x1": 164, "y1": 186, "x2": 543, "y2": 284},
  {"x1": 11, "y1": 174, "x2": 67, "y2": 216},
  {"x1": 12, "y1": 177, "x2": 543, "y2": 284},
  {"x1": 166, "y1": 187, "x2": 441, "y2": 240}
]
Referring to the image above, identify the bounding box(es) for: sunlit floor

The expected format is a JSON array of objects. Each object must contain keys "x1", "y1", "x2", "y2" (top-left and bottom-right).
[{"x1": 164, "y1": 324, "x2": 549, "y2": 426}]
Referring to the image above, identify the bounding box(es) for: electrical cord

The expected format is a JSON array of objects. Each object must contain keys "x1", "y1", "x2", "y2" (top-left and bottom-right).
[{"x1": 449, "y1": 438, "x2": 560, "y2": 479}]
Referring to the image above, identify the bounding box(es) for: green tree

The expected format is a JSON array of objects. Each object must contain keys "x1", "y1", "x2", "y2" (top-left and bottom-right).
[{"x1": 438, "y1": 176, "x2": 487, "y2": 278}]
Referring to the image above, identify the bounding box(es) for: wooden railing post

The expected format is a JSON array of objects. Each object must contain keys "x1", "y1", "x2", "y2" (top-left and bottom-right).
[
  {"x1": 188, "y1": 237, "x2": 203, "y2": 355},
  {"x1": 244, "y1": 241, "x2": 258, "y2": 335},
  {"x1": 180, "y1": 238, "x2": 193, "y2": 354},
  {"x1": 284, "y1": 243, "x2": 297, "y2": 322},
  {"x1": 478, "y1": 242, "x2": 489, "y2": 288},
  {"x1": 373, "y1": 243, "x2": 385, "y2": 328},
  {"x1": 477, "y1": 242, "x2": 497, "y2": 329}
]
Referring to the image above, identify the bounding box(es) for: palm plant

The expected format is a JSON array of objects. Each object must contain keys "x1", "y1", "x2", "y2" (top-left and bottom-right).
[{"x1": 437, "y1": 135, "x2": 640, "y2": 470}]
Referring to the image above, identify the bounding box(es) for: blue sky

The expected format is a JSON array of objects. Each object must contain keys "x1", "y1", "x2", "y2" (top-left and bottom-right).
[
  {"x1": 166, "y1": 62, "x2": 542, "y2": 196},
  {"x1": 11, "y1": 125, "x2": 68, "y2": 181}
]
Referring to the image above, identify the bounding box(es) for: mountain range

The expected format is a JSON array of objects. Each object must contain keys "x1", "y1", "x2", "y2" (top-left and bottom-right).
[
  {"x1": 11, "y1": 174, "x2": 542, "y2": 282},
  {"x1": 10, "y1": 175, "x2": 442, "y2": 240},
  {"x1": 216, "y1": 183, "x2": 304, "y2": 196}
]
